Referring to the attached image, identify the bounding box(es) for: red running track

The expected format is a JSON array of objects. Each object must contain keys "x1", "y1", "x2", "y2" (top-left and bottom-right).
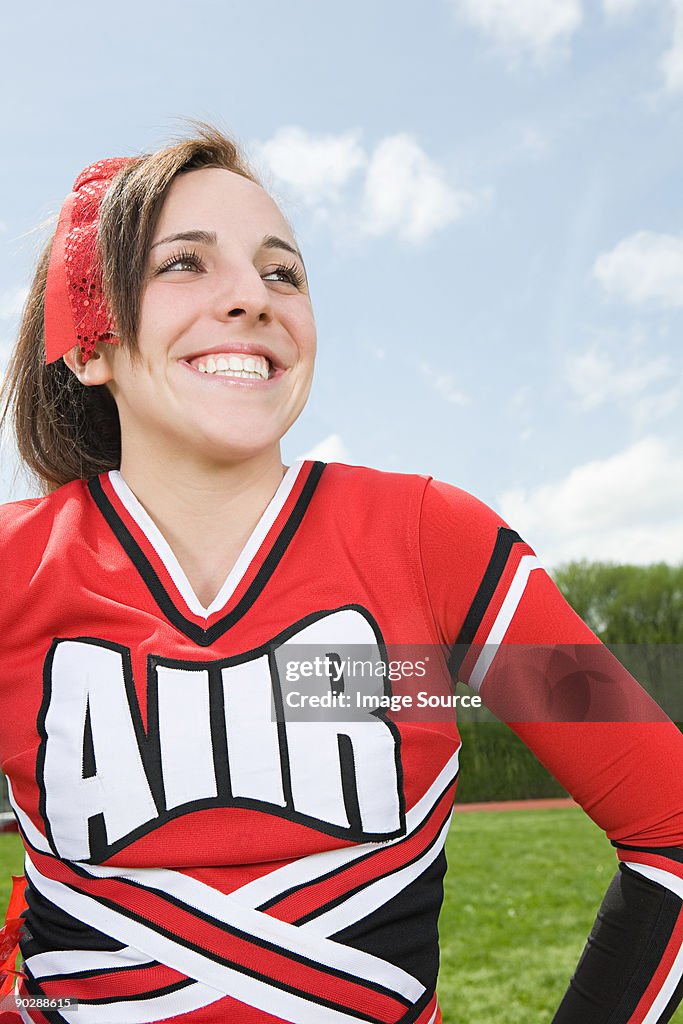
[{"x1": 454, "y1": 797, "x2": 577, "y2": 812}]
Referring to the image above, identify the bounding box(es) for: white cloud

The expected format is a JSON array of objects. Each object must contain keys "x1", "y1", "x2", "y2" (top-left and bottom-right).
[
  {"x1": 0, "y1": 286, "x2": 28, "y2": 321},
  {"x1": 451, "y1": 0, "x2": 583, "y2": 63},
  {"x1": 297, "y1": 433, "x2": 353, "y2": 464},
  {"x1": 593, "y1": 231, "x2": 683, "y2": 307},
  {"x1": 451, "y1": 0, "x2": 683, "y2": 92},
  {"x1": 565, "y1": 344, "x2": 675, "y2": 413},
  {"x1": 255, "y1": 127, "x2": 477, "y2": 245},
  {"x1": 361, "y1": 135, "x2": 477, "y2": 244},
  {"x1": 661, "y1": 0, "x2": 683, "y2": 92},
  {"x1": 419, "y1": 361, "x2": 469, "y2": 405},
  {"x1": 498, "y1": 437, "x2": 683, "y2": 566},
  {"x1": 601, "y1": 0, "x2": 683, "y2": 93},
  {"x1": 627, "y1": 387, "x2": 681, "y2": 435},
  {"x1": 251, "y1": 127, "x2": 366, "y2": 208}
]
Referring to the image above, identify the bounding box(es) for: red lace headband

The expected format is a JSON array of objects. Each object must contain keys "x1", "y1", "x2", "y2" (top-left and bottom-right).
[{"x1": 44, "y1": 157, "x2": 133, "y2": 364}]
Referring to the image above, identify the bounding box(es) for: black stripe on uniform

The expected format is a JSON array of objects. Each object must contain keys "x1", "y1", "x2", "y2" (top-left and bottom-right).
[
  {"x1": 22, "y1": 877, "x2": 125, "y2": 955},
  {"x1": 20, "y1": 969, "x2": 75, "y2": 1024},
  {"x1": 69, "y1": 977, "x2": 195, "y2": 1006},
  {"x1": 87, "y1": 462, "x2": 325, "y2": 647},
  {"x1": 44, "y1": 861, "x2": 412, "y2": 1012},
  {"x1": 447, "y1": 526, "x2": 524, "y2": 680},
  {"x1": 331, "y1": 849, "x2": 448, "y2": 992},
  {"x1": 256, "y1": 768, "x2": 458, "y2": 914},
  {"x1": 291, "y1": 797, "x2": 453, "y2": 927},
  {"x1": 26, "y1": 957, "x2": 158, "y2": 984},
  {"x1": 22, "y1": 963, "x2": 195, "y2": 1009},
  {"x1": 552, "y1": 864, "x2": 683, "y2": 1024}
]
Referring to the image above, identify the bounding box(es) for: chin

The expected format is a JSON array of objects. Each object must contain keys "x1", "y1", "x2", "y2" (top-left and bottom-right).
[{"x1": 191, "y1": 428, "x2": 283, "y2": 465}]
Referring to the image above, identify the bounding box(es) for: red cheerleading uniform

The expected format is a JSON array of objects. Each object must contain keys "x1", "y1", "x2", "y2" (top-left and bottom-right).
[{"x1": 0, "y1": 460, "x2": 682, "y2": 1024}]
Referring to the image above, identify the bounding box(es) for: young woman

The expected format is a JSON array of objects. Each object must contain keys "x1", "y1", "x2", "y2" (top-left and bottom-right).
[{"x1": 1, "y1": 125, "x2": 682, "y2": 1024}]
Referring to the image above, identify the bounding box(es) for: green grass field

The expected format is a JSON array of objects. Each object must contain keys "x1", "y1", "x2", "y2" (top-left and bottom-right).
[
  {"x1": 1, "y1": 812, "x2": 681, "y2": 1022},
  {"x1": 440, "y1": 807, "x2": 683, "y2": 1022}
]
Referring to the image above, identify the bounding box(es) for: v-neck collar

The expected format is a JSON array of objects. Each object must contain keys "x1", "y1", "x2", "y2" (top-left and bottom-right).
[
  {"x1": 108, "y1": 462, "x2": 304, "y2": 618},
  {"x1": 87, "y1": 460, "x2": 325, "y2": 646}
]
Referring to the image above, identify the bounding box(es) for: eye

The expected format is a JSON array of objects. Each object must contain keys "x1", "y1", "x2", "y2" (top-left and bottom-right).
[
  {"x1": 262, "y1": 262, "x2": 306, "y2": 290},
  {"x1": 155, "y1": 249, "x2": 205, "y2": 275}
]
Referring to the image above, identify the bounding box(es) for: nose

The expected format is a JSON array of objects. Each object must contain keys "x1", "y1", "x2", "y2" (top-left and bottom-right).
[{"x1": 213, "y1": 264, "x2": 273, "y2": 326}]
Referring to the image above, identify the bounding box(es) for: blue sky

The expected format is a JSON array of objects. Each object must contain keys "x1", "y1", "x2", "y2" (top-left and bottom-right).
[{"x1": 1, "y1": 0, "x2": 681, "y2": 566}]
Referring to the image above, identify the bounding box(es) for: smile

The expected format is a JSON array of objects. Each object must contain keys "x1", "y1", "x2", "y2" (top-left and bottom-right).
[{"x1": 190, "y1": 353, "x2": 270, "y2": 380}]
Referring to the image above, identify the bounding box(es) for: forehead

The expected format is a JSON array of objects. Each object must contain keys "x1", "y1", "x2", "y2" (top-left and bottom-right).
[{"x1": 153, "y1": 167, "x2": 294, "y2": 244}]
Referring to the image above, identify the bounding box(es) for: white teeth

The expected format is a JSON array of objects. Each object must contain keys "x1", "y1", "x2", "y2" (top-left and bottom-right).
[
  {"x1": 193, "y1": 352, "x2": 270, "y2": 380},
  {"x1": 215, "y1": 369, "x2": 263, "y2": 378}
]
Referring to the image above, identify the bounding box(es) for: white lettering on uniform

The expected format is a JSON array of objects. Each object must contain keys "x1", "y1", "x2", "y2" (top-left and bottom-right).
[
  {"x1": 43, "y1": 641, "x2": 157, "y2": 860},
  {"x1": 41, "y1": 610, "x2": 404, "y2": 860},
  {"x1": 156, "y1": 665, "x2": 217, "y2": 808},
  {"x1": 275, "y1": 610, "x2": 402, "y2": 834},
  {"x1": 222, "y1": 655, "x2": 286, "y2": 807}
]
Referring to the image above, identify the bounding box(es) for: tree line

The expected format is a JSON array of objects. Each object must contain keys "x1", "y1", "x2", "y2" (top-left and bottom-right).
[
  {"x1": 457, "y1": 560, "x2": 683, "y2": 802},
  {"x1": 553, "y1": 561, "x2": 683, "y2": 644}
]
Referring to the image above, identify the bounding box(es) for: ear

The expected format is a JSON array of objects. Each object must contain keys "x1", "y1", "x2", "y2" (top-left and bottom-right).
[{"x1": 63, "y1": 342, "x2": 115, "y2": 386}]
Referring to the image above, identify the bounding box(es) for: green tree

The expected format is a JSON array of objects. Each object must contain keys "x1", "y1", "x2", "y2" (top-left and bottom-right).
[
  {"x1": 553, "y1": 561, "x2": 683, "y2": 722},
  {"x1": 552, "y1": 561, "x2": 683, "y2": 644}
]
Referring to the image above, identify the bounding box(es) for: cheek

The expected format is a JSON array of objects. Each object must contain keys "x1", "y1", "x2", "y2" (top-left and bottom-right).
[
  {"x1": 137, "y1": 282, "x2": 191, "y2": 338},
  {"x1": 294, "y1": 309, "x2": 317, "y2": 356},
  {"x1": 134, "y1": 308, "x2": 176, "y2": 367},
  {"x1": 279, "y1": 295, "x2": 316, "y2": 350}
]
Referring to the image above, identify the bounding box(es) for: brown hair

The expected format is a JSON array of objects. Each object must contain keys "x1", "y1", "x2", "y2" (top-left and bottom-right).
[{"x1": 0, "y1": 124, "x2": 262, "y2": 493}]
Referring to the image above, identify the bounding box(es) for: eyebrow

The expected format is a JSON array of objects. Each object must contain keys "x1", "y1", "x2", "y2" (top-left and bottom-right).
[
  {"x1": 261, "y1": 234, "x2": 304, "y2": 263},
  {"x1": 150, "y1": 229, "x2": 303, "y2": 264},
  {"x1": 150, "y1": 230, "x2": 218, "y2": 250}
]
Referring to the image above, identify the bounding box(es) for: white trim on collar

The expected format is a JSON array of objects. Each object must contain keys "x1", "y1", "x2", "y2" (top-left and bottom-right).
[{"x1": 107, "y1": 462, "x2": 305, "y2": 620}]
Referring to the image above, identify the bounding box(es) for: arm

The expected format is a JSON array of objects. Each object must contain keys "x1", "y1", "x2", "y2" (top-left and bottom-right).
[{"x1": 419, "y1": 478, "x2": 683, "y2": 1023}]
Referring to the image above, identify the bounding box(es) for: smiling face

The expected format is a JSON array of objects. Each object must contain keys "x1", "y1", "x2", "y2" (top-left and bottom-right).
[{"x1": 91, "y1": 167, "x2": 316, "y2": 472}]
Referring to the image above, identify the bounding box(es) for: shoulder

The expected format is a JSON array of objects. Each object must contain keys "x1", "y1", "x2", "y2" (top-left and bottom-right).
[
  {"x1": 0, "y1": 479, "x2": 90, "y2": 525},
  {"x1": 315, "y1": 461, "x2": 510, "y2": 541},
  {"x1": 0, "y1": 495, "x2": 44, "y2": 524},
  {"x1": 317, "y1": 462, "x2": 430, "y2": 509},
  {"x1": 315, "y1": 464, "x2": 540, "y2": 648},
  {"x1": 0, "y1": 494, "x2": 49, "y2": 548},
  {"x1": 0, "y1": 479, "x2": 92, "y2": 569},
  {"x1": 313, "y1": 461, "x2": 432, "y2": 537},
  {"x1": 411, "y1": 477, "x2": 533, "y2": 646},
  {"x1": 419, "y1": 477, "x2": 513, "y2": 548},
  {"x1": 317, "y1": 460, "x2": 429, "y2": 498}
]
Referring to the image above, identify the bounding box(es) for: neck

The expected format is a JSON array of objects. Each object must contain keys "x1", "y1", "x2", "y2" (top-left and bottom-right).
[
  {"x1": 117, "y1": 446, "x2": 289, "y2": 608},
  {"x1": 119, "y1": 445, "x2": 287, "y2": 524}
]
